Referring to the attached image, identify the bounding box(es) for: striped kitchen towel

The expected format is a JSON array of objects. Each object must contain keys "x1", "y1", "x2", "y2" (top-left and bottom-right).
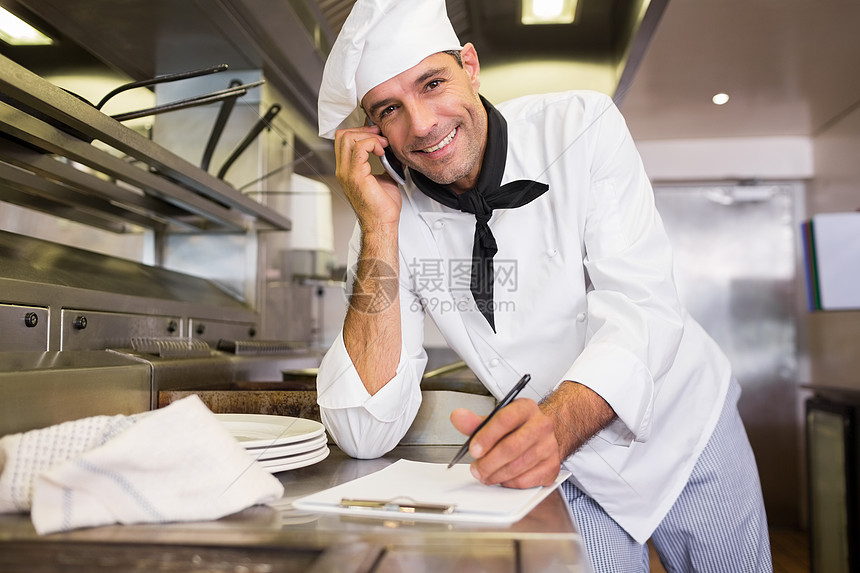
[
  {"x1": 0, "y1": 395, "x2": 284, "y2": 534},
  {"x1": 0, "y1": 412, "x2": 139, "y2": 513}
]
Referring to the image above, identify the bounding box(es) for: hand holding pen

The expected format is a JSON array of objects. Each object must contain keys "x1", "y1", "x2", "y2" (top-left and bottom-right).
[
  {"x1": 448, "y1": 374, "x2": 532, "y2": 467},
  {"x1": 448, "y1": 373, "x2": 563, "y2": 489}
]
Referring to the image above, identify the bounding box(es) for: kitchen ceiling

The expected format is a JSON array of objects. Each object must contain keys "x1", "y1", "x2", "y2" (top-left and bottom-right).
[
  {"x1": 1, "y1": 0, "x2": 856, "y2": 171},
  {"x1": 620, "y1": 0, "x2": 860, "y2": 141}
]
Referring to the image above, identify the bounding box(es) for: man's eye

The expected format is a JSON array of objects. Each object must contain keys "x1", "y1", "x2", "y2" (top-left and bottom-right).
[
  {"x1": 379, "y1": 105, "x2": 397, "y2": 119},
  {"x1": 426, "y1": 80, "x2": 443, "y2": 90}
]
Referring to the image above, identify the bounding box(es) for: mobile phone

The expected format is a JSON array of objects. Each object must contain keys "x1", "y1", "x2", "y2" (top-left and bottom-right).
[
  {"x1": 380, "y1": 148, "x2": 406, "y2": 186},
  {"x1": 368, "y1": 118, "x2": 406, "y2": 185}
]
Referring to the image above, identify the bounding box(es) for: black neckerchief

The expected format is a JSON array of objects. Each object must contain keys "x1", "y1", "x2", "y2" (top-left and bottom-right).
[{"x1": 410, "y1": 96, "x2": 549, "y2": 332}]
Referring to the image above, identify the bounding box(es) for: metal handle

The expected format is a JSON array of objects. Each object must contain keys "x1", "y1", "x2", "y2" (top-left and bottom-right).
[{"x1": 95, "y1": 64, "x2": 229, "y2": 110}]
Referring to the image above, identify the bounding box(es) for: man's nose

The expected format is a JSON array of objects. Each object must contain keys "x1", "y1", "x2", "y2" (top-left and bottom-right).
[{"x1": 407, "y1": 101, "x2": 437, "y2": 137}]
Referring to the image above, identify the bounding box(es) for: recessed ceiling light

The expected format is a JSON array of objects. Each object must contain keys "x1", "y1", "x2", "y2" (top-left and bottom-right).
[
  {"x1": 712, "y1": 93, "x2": 730, "y2": 105},
  {"x1": 0, "y1": 7, "x2": 53, "y2": 46},
  {"x1": 522, "y1": 0, "x2": 578, "y2": 25}
]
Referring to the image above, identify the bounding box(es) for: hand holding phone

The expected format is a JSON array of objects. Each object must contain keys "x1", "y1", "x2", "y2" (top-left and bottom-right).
[
  {"x1": 334, "y1": 124, "x2": 403, "y2": 229},
  {"x1": 367, "y1": 118, "x2": 406, "y2": 186}
]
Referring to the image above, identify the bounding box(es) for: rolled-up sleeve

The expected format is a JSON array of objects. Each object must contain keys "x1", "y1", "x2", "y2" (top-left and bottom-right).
[
  {"x1": 316, "y1": 223, "x2": 428, "y2": 459},
  {"x1": 563, "y1": 96, "x2": 684, "y2": 446}
]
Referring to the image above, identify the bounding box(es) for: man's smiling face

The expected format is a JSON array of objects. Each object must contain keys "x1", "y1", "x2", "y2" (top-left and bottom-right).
[{"x1": 361, "y1": 44, "x2": 488, "y2": 194}]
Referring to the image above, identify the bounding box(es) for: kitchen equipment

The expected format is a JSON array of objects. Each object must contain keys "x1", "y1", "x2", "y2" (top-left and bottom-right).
[
  {"x1": 805, "y1": 388, "x2": 860, "y2": 573},
  {"x1": 0, "y1": 228, "x2": 324, "y2": 436},
  {"x1": 93, "y1": 64, "x2": 228, "y2": 109},
  {"x1": 0, "y1": 54, "x2": 321, "y2": 437},
  {"x1": 217, "y1": 103, "x2": 281, "y2": 180},
  {"x1": 108, "y1": 79, "x2": 264, "y2": 123},
  {"x1": 0, "y1": 53, "x2": 291, "y2": 232},
  {"x1": 200, "y1": 79, "x2": 243, "y2": 172},
  {"x1": 1, "y1": 62, "x2": 262, "y2": 143}
]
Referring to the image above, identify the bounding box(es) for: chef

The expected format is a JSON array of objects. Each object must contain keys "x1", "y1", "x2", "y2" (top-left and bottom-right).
[{"x1": 314, "y1": 0, "x2": 772, "y2": 571}]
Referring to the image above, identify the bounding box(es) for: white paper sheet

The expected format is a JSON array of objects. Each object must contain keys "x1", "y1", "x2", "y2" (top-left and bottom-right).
[
  {"x1": 292, "y1": 459, "x2": 571, "y2": 524},
  {"x1": 812, "y1": 212, "x2": 860, "y2": 310}
]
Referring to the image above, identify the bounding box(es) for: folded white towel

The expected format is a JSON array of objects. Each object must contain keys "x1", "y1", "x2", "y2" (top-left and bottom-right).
[{"x1": 0, "y1": 395, "x2": 284, "y2": 534}]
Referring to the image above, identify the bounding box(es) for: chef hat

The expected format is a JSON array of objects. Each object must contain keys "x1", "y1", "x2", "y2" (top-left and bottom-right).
[{"x1": 317, "y1": 0, "x2": 462, "y2": 139}]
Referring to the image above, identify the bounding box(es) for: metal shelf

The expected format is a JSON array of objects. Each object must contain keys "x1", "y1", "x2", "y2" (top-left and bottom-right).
[{"x1": 0, "y1": 54, "x2": 291, "y2": 234}]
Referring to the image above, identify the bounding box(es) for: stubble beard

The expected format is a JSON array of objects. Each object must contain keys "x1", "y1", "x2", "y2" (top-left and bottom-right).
[{"x1": 414, "y1": 145, "x2": 475, "y2": 186}]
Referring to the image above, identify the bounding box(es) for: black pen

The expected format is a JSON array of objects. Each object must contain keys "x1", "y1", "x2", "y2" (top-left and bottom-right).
[{"x1": 447, "y1": 374, "x2": 532, "y2": 469}]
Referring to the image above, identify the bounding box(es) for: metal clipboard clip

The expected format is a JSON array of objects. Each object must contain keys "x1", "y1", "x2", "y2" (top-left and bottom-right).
[{"x1": 340, "y1": 497, "x2": 455, "y2": 515}]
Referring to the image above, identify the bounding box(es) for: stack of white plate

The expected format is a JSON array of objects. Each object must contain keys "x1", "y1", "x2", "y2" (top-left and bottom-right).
[{"x1": 214, "y1": 413, "x2": 329, "y2": 474}]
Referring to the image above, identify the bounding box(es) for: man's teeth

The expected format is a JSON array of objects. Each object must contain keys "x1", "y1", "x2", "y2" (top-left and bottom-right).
[{"x1": 421, "y1": 128, "x2": 456, "y2": 153}]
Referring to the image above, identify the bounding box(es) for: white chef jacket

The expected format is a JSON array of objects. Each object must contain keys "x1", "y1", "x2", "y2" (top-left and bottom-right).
[{"x1": 316, "y1": 90, "x2": 732, "y2": 543}]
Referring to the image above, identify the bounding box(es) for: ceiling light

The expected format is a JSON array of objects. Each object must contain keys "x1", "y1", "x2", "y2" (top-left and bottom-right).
[
  {"x1": 0, "y1": 7, "x2": 53, "y2": 45},
  {"x1": 712, "y1": 93, "x2": 730, "y2": 105},
  {"x1": 522, "y1": 0, "x2": 578, "y2": 25}
]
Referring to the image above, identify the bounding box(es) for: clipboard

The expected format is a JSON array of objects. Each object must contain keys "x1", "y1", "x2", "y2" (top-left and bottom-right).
[{"x1": 291, "y1": 459, "x2": 571, "y2": 524}]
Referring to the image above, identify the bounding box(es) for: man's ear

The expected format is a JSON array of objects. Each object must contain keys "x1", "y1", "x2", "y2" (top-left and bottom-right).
[{"x1": 460, "y1": 42, "x2": 481, "y2": 90}]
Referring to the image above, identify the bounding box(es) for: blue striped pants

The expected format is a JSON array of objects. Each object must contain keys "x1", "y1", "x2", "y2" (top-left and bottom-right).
[{"x1": 562, "y1": 380, "x2": 772, "y2": 572}]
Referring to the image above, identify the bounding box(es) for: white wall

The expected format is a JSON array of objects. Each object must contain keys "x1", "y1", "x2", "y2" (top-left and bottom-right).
[{"x1": 635, "y1": 136, "x2": 814, "y2": 182}]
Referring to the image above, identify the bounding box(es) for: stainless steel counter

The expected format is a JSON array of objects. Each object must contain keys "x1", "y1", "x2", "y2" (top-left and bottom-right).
[{"x1": 0, "y1": 445, "x2": 589, "y2": 572}]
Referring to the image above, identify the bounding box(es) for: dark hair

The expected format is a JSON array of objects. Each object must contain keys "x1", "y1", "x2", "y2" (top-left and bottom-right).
[{"x1": 442, "y1": 49, "x2": 463, "y2": 68}]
